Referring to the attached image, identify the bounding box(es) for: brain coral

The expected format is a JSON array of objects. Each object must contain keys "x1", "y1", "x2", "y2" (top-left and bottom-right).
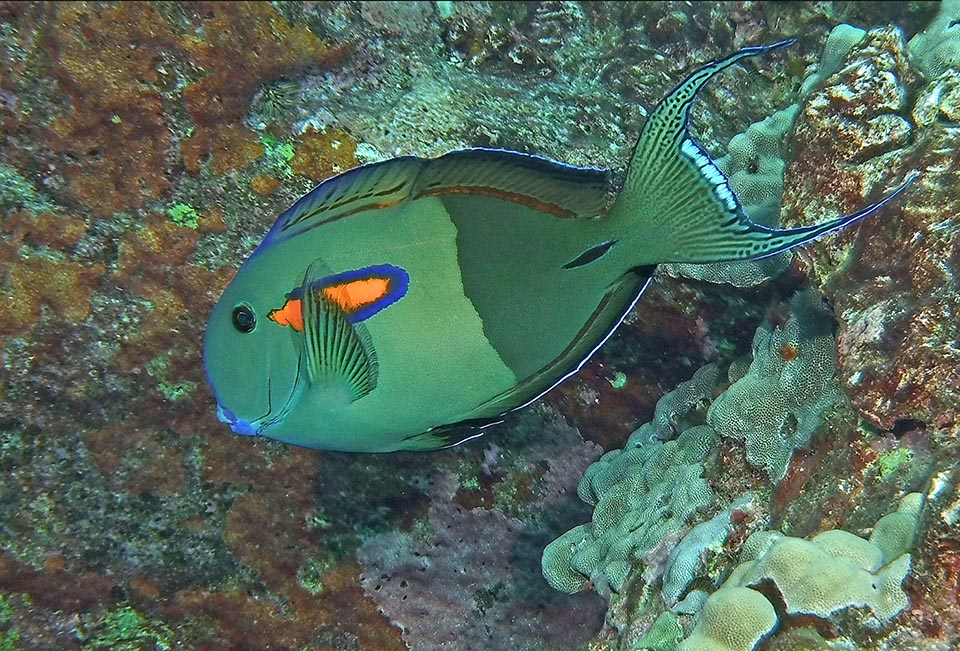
[
  {"x1": 676, "y1": 493, "x2": 923, "y2": 651},
  {"x1": 542, "y1": 366, "x2": 723, "y2": 595},
  {"x1": 707, "y1": 289, "x2": 842, "y2": 480},
  {"x1": 676, "y1": 586, "x2": 777, "y2": 651},
  {"x1": 908, "y1": 0, "x2": 960, "y2": 78}
]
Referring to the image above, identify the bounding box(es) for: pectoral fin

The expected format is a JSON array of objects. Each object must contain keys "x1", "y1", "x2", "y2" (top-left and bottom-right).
[{"x1": 301, "y1": 260, "x2": 379, "y2": 401}]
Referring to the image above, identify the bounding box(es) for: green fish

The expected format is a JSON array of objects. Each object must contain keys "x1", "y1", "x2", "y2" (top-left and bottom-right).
[{"x1": 203, "y1": 41, "x2": 913, "y2": 453}]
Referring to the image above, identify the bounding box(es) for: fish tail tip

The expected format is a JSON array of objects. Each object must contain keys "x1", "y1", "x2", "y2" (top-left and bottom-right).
[
  {"x1": 769, "y1": 37, "x2": 797, "y2": 50},
  {"x1": 746, "y1": 38, "x2": 796, "y2": 55}
]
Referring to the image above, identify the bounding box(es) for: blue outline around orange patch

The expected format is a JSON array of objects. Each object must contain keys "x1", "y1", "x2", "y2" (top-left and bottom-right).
[{"x1": 268, "y1": 264, "x2": 410, "y2": 331}]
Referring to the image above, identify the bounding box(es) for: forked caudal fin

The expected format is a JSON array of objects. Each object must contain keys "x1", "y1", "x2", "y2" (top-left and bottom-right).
[{"x1": 609, "y1": 39, "x2": 918, "y2": 265}]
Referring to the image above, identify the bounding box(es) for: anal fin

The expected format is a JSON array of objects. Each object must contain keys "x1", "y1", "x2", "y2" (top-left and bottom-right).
[{"x1": 400, "y1": 417, "x2": 504, "y2": 451}]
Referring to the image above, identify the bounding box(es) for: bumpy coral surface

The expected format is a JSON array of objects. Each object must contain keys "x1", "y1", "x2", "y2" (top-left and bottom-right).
[
  {"x1": 543, "y1": 367, "x2": 722, "y2": 595},
  {"x1": 677, "y1": 494, "x2": 922, "y2": 651},
  {"x1": 707, "y1": 289, "x2": 842, "y2": 481}
]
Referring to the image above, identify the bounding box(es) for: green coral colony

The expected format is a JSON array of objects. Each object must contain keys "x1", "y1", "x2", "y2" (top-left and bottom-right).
[
  {"x1": 203, "y1": 40, "x2": 913, "y2": 453},
  {"x1": 537, "y1": 12, "x2": 960, "y2": 647},
  {"x1": 541, "y1": 294, "x2": 924, "y2": 650}
]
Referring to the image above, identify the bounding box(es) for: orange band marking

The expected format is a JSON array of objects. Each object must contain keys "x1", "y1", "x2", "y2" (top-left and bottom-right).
[
  {"x1": 268, "y1": 277, "x2": 393, "y2": 332},
  {"x1": 268, "y1": 299, "x2": 304, "y2": 332},
  {"x1": 322, "y1": 277, "x2": 391, "y2": 312}
]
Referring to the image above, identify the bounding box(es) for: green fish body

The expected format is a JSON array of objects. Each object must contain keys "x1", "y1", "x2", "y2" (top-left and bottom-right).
[{"x1": 203, "y1": 41, "x2": 912, "y2": 452}]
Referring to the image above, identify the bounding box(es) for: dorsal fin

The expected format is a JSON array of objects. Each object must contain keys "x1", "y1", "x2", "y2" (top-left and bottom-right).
[
  {"x1": 416, "y1": 149, "x2": 610, "y2": 219},
  {"x1": 264, "y1": 157, "x2": 424, "y2": 245},
  {"x1": 261, "y1": 148, "x2": 611, "y2": 247}
]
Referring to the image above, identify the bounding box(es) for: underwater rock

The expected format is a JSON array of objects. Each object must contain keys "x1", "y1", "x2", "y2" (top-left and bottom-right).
[
  {"x1": 357, "y1": 417, "x2": 605, "y2": 651},
  {"x1": 784, "y1": 25, "x2": 960, "y2": 431}
]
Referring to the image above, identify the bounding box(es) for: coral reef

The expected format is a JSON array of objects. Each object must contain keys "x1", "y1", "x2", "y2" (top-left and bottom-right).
[
  {"x1": 543, "y1": 289, "x2": 846, "y2": 596},
  {"x1": 908, "y1": 0, "x2": 960, "y2": 78},
  {"x1": 783, "y1": 25, "x2": 959, "y2": 431},
  {"x1": 0, "y1": 3, "x2": 956, "y2": 651},
  {"x1": 707, "y1": 289, "x2": 842, "y2": 481},
  {"x1": 679, "y1": 493, "x2": 922, "y2": 651},
  {"x1": 544, "y1": 281, "x2": 952, "y2": 650},
  {"x1": 542, "y1": 365, "x2": 723, "y2": 595}
]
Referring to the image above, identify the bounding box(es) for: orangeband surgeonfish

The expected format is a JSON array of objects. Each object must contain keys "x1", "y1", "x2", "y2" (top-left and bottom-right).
[{"x1": 203, "y1": 41, "x2": 915, "y2": 452}]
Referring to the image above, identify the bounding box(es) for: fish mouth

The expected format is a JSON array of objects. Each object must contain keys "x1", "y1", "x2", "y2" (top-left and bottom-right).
[
  {"x1": 218, "y1": 355, "x2": 305, "y2": 437},
  {"x1": 217, "y1": 404, "x2": 258, "y2": 436}
]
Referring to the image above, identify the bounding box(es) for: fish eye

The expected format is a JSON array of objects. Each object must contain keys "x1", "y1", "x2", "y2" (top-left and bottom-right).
[{"x1": 232, "y1": 303, "x2": 257, "y2": 333}]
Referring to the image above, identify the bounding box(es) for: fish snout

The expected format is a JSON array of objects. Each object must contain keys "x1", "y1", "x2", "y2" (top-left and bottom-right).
[{"x1": 217, "y1": 404, "x2": 258, "y2": 437}]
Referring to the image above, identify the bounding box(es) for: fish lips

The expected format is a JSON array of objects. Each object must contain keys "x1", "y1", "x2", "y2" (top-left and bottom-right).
[{"x1": 216, "y1": 404, "x2": 258, "y2": 436}]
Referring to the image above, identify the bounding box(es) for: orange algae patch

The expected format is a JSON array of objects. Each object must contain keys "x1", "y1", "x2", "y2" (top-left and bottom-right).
[
  {"x1": 251, "y1": 174, "x2": 282, "y2": 195},
  {"x1": 0, "y1": 256, "x2": 105, "y2": 339},
  {"x1": 182, "y1": 124, "x2": 265, "y2": 176},
  {"x1": 26, "y1": 2, "x2": 348, "y2": 216},
  {"x1": 0, "y1": 212, "x2": 103, "y2": 340},
  {"x1": 181, "y1": 2, "x2": 347, "y2": 127},
  {"x1": 112, "y1": 214, "x2": 233, "y2": 381},
  {"x1": 291, "y1": 127, "x2": 359, "y2": 182},
  {"x1": 40, "y1": 3, "x2": 180, "y2": 215},
  {"x1": 3, "y1": 211, "x2": 88, "y2": 251}
]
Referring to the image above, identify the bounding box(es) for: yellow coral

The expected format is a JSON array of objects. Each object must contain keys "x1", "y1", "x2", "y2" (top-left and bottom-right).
[{"x1": 677, "y1": 586, "x2": 776, "y2": 651}]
